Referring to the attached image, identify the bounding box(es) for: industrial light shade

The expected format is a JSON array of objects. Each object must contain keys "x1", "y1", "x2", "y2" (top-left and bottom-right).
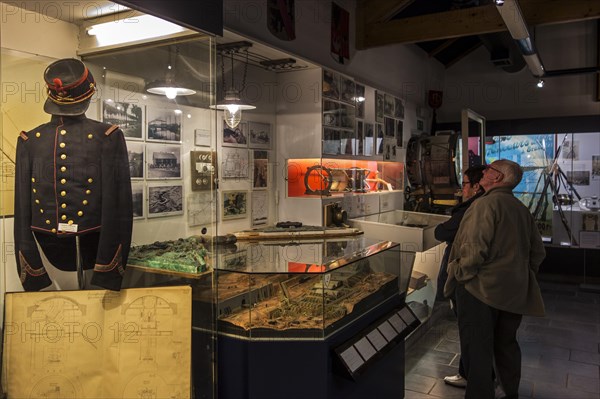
[
  {"x1": 146, "y1": 71, "x2": 196, "y2": 100},
  {"x1": 211, "y1": 89, "x2": 256, "y2": 129}
]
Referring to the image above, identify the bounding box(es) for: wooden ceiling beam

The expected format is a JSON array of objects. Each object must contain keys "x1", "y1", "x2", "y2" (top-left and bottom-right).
[{"x1": 357, "y1": 0, "x2": 600, "y2": 49}]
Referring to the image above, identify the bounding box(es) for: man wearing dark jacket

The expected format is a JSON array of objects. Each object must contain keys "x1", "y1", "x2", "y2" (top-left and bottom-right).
[{"x1": 435, "y1": 165, "x2": 486, "y2": 388}]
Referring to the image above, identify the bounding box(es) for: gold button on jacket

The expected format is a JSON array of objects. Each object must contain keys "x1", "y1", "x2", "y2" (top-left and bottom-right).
[{"x1": 14, "y1": 115, "x2": 133, "y2": 291}]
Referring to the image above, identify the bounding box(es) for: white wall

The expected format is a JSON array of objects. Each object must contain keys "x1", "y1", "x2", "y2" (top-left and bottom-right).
[
  {"x1": 223, "y1": 0, "x2": 445, "y2": 116},
  {"x1": 438, "y1": 20, "x2": 600, "y2": 122}
]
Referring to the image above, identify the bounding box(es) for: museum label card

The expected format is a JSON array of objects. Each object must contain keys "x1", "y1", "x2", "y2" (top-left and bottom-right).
[
  {"x1": 339, "y1": 346, "x2": 364, "y2": 373},
  {"x1": 377, "y1": 321, "x2": 398, "y2": 342},
  {"x1": 388, "y1": 314, "x2": 407, "y2": 334},
  {"x1": 354, "y1": 338, "x2": 376, "y2": 362},
  {"x1": 366, "y1": 329, "x2": 388, "y2": 351}
]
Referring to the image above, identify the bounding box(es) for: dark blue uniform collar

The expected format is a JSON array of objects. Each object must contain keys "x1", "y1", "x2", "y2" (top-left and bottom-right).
[{"x1": 50, "y1": 114, "x2": 88, "y2": 124}]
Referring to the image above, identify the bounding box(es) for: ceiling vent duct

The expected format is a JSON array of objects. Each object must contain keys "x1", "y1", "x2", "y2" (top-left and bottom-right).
[{"x1": 495, "y1": 0, "x2": 545, "y2": 77}]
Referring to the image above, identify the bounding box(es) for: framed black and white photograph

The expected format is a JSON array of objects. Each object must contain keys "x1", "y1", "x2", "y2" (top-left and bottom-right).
[
  {"x1": 131, "y1": 182, "x2": 145, "y2": 219},
  {"x1": 147, "y1": 107, "x2": 182, "y2": 142},
  {"x1": 253, "y1": 150, "x2": 269, "y2": 190},
  {"x1": 355, "y1": 84, "x2": 365, "y2": 119},
  {"x1": 223, "y1": 121, "x2": 248, "y2": 147},
  {"x1": 566, "y1": 170, "x2": 590, "y2": 186},
  {"x1": 364, "y1": 122, "x2": 374, "y2": 156},
  {"x1": 592, "y1": 155, "x2": 599, "y2": 179},
  {"x1": 356, "y1": 120, "x2": 364, "y2": 156},
  {"x1": 562, "y1": 140, "x2": 579, "y2": 160},
  {"x1": 103, "y1": 100, "x2": 144, "y2": 140},
  {"x1": 323, "y1": 128, "x2": 341, "y2": 155},
  {"x1": 248, "y1": 122, "x2": 272, "y2": 149},
  {"x1": 146, "y1": 143, "x2": 182, "y2": 179},
  {"x1": 252, "y1": 190, "x2": 268, "y2": 227},
  {"x1": 222, "y1": 190, "x2": 248, "y2": 220},
  {"x1": 126, "y1": 141, "x2": 144, "y2": 179},
  {"x1": 384, "y1": 117, "x2": 395, "y2": 138},
  {"x1": 323, "y1": 69, "x2": 340, "y2": 99},
  {"x1": 148, "y1": 183, "x2": 184, "y2": 218},
  {"x1": 194, "y1": 128, "x2": 211, "y2": 147},
  {"x1": 339, "y1": 103, "x2": 355, "y2": 129},
  {"x1": 396, "y1": 119, "x2": 404, "y2": 148},
  {"x1": 222, "y1": 147, "x2": 250, "y2": 179},
  {"x1": 323, "y1": 100, "x2": 339, "y2": 127},
  {"x1": 384, "y1": 94, "x2": 394, "y2": 117},
  {"x1": 340, "y1": 130, "x2": 354, "y2": 156},
  {"x1": 394, "y1": 97, "x2": 404, "y2": 119},
  {"x1": 375, "y1": 91, "x2": 384, "y2": 123},
  {"x1": 340, "y1": 77, "x2": 355, "y2": 104},
  {"x1": 376, "y1": 123, "x2": 384, "y2": 155}
]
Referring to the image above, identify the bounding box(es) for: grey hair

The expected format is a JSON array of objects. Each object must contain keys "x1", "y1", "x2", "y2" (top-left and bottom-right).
[{"x1": 494, "y1": 159, "x2": 523, "y2": 189}]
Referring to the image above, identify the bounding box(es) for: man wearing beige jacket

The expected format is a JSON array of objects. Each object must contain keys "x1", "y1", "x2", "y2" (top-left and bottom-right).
[{"x1": 444, "y1": 159, "x2": 546, "y2": 399}]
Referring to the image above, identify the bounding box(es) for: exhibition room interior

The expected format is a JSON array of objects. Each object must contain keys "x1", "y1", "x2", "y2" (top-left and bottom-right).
[{"x1": 0, "y1": 1, "x2": 599, "y2": 398}]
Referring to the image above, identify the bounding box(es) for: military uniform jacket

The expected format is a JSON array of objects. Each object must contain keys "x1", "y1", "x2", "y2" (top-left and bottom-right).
[{"x1": 14, "y1": 115, "x2": 133, "y2": 291}]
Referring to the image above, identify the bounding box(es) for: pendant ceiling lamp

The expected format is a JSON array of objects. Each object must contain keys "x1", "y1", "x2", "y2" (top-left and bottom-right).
[
  {"x1": 146, "y1": 46, "x2": 196, "y2": 100},
  {"x1": 211, "y1": 42, "x2": 256, "y2": 129}
]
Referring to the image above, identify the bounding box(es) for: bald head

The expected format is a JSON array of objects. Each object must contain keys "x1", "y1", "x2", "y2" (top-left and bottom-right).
[{"x1": 480, "y1": 159, "x2": 523, "y2": 190}]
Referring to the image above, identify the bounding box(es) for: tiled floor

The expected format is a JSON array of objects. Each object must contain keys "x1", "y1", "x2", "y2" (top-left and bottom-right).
[{"x1": 405, "y1": 281, "x2": 600, "y2": 399}]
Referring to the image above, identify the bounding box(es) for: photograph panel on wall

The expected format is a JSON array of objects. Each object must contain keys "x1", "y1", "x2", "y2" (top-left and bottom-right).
[
  {"x1": 222, "y1": 190, "x2": 248, "y2": 220},
  {"x1": 396, "y1": 119, "x2": 404, "y2": 148},
  {"x1": 148, "y1": 183, "x2": 184, "y2": 218},
  {"x1": 592, "y1": 155, "x2": 599, "y2": 179},
  {"x1": 251, "y1": 190, "x2": 268, "y2": 227},
  {"x1": 126, "y1": 141, "x2": 145, "y2": 179},
  {"x1": 146, "y1": 143, "x2": 182, "y2": 179},
  {"x1": 253, "y1": 150, "x2": 269, "y2": 189},
  {"x1": 187, "y1": 191, "x2": 216, "y2": 227},
  {"x1": 562, "y1": 140, "x2": 579, "y2": 160},
  {"x1": 384, "y1": 117, "x2": 395, "y2": 138},
  {"x1": 355, "y1": 83, "x2": 365, "y2": 119},
  {"x1": 223, "y1": 121, "x2": 248, "y2": 147},
  {"x1": 339, "y1": 103, "x2": 355, "y2": 129},
  {"x1": 147, "y1": 107, "x2": 182, "y2": 142},
  {"x1": 394, "y1": 97, "x2": 404, "y2": 119},
  {"x1": 375, "y1": 123, "x2": 384, "y2": 155},
  {"x1": 566, "y1": 170, "x2": 590, "y2": 186},
  {"x1": 103, "y1": 100, "x2": 144, "y2": 140},
  {"x1": 356, "y1": 120, "x2": 364, "y2": 156},
  {"x1": 194, "y1": 128, "x2": 211, "y2": 147},
  {"x1": 384, "y1": 94, "x2": 394, "y2": 117},
  {"x1": 323, "y1": 69, "x2": 340, "y2": 99},
  {"x1": 190, "y1": 150, "x2": 217, "y2": 191},
  {"x1": 340, "y1": 76, "x2": 355, "y2": 104},
  {"x1": 131, "y1": 182, "x2": 145, "y2": 219},
  {"x1": 323, "y1": 128, "x2": 341, "y2": 155},
  {"x1": 323, "y1": 100, "x2": 340, "y2": 127},
  {"x1": 340, "y1": 130, "x2": 355, "y2": 156},
  {"x1": 375, "y1": 91, "x2": 384, "y2": 123},
  {"x1": 221, "y1": 147, "x2": 250, "y2": 179},
  {"x1": 248, "y1": 122, "x2": 272, "y2": 149},
  {"x1": 364, "y1": 122, "x2": 374, "y2": 156}
]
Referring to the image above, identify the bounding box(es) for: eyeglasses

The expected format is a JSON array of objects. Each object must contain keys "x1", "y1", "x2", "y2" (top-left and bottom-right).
[{"x1": 485, "y1": 164, "x2": 504, "y2": 178}]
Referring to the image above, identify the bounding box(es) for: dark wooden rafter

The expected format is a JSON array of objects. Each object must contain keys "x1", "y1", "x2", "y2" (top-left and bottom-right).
[{"x1": 357, "y1": 0, "x2": 600, "y2": 49}]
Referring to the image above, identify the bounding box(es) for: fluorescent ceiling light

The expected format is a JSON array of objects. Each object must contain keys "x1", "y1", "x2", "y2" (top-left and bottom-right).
[{"x1": 87, "y1": 14, "x2": 186, "y2": 46}]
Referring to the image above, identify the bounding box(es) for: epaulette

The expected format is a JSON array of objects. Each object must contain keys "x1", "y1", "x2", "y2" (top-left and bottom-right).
[
  {"x1": 105, "y1": 125, "x2": 119, "y2": 136},
  {"x1": 19, "y1": 131, "x2": 29, "y2": 141}
]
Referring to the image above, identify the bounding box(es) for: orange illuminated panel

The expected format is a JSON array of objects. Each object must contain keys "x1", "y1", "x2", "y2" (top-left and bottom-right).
[{"x1": 287, "y1": 158, "x2": 403, "y2": 197}]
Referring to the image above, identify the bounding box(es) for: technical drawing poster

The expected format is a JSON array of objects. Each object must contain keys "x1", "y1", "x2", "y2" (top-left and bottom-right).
[{"x1": 2, "y1": 286, "x2": 192, "y2": 398}]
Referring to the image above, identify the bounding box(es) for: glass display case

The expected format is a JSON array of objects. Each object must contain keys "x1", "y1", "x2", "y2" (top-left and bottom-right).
[
  {"x1": 214, "y1": 237, "x2": 409, "y2": 340},
  {"x1": 349, "y1": 211, "x2": 449, "y2": 323},
  {"x1": 350, "y1": 210, "x2": 449, "y2": 252}
]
